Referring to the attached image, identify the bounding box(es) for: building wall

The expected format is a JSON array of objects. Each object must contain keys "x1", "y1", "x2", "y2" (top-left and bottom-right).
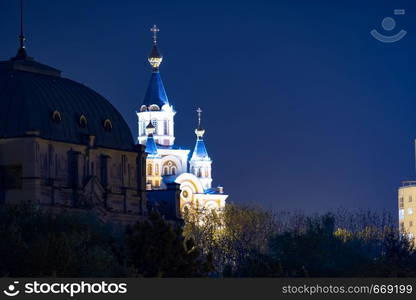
[
  {"x1": 398, "y1": 184, "x2": 416, "y2": 239},
  {"x1": 0, "y1": 136, "x2": 147, "y2": 223}
]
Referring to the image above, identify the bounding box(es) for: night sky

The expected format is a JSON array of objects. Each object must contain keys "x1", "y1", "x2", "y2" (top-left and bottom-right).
[{"x1": 1, "y1": 0, "x2": 416, "y2": 213}]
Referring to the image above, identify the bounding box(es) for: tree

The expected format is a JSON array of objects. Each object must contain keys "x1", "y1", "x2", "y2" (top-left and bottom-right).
[
  {"x1": 0, "y1": 202, "x2": 124, "y2": 277},
  {"x1": 125, "y1": 211, "x2": 212, "y2": 277}
]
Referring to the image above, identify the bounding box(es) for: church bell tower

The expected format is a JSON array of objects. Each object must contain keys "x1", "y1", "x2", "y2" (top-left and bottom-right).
[
  {"x1": 137, "y1": 25, "x2": 175, "y2": 146},
  {"x1": 190, "y1": 108, "x2": 212, "y2": 190}
]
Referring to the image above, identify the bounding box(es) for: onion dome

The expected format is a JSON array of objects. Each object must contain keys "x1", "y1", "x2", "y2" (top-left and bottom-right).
[
  {"x1": 145, "y1": 120, "x2": 155, "y2": 135},
  {"x1": 141, "y1": 25, "x2": 170, "y2": 108},
  {"x1": 145, "y1": 121, "x2": 158, "y2": 156},
  {"x1": 191, "y1": 108, "x2": 210, "y2": 160},
  {"x1": 148, "y1": 25, "x2": 163, "y2": 70}
]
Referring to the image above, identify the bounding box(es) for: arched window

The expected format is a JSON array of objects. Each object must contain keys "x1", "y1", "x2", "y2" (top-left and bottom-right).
[
  {"x1": 155, "y1": 164, "x2": 159, "y2": 175},
  {"x1": 205, "y1": 169, "x2": 209, "y2": 178},
  {"x1": 147, "y1": 164, "x2": 152, "y2": 176},
  {"x1": 51, "y1": 110, "x2": 62, "y2": 123},
  {"x1": 197, "y1": 168, "x2": 202, "y2": 177},
  {"x1": 140, "y1": 105, "x2": 147, "y2": 112},
  {"x1": 79, "y1": 115, "x2": 87, "y2": 128},
  {"x1": 162, "y1": 160, "x2": 178, "y2": 176},
  {"x1": 103, "y1": 119, "x2": 112, "y2": 131},
  {"x1": 149, "y1": 105, "x2": 160, "y2": 111}
]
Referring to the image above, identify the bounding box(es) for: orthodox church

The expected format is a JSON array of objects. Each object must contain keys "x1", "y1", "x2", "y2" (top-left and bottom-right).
[
  {"x1": 138, "y1": 26, "x2": 228, "y2": 213},
  {"x1": 0, "y1": 2, "x2": 227, "y2": 224}
]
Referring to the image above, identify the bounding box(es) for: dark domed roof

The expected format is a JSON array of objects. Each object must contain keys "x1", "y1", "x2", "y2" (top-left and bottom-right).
[{"x1": 0, "y1": 58, "x2": 135, "y2": 151}]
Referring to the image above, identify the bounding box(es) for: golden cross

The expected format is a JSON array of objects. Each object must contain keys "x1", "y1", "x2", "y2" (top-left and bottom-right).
[
  {"x1": 150, "y1": 25, "x2": 160, "y2": 44},
  {"x1": 196, "y1": 108, "x2": 202, "y2": 127}
]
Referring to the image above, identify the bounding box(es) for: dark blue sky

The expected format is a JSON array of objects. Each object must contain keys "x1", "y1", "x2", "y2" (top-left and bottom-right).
[{"x1": 1, "y1": 0, "x2": 415, "y2": 213}]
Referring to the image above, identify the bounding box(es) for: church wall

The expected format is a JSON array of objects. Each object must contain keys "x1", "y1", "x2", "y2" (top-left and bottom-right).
[
  {"x1": 0, "y1": 136, "x2": 147, "y2": 220},
  {"x1": 0, "y1": 137, "x2": 38, "y2": 204}
]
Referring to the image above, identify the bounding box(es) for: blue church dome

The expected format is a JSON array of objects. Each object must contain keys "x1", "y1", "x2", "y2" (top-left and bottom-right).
[
  {"x1": 0, "y1": 57, "x2": 135, "y2": 151},
  {"x1": 142, "y1": 71, "x2": 169, "y2": 108}
]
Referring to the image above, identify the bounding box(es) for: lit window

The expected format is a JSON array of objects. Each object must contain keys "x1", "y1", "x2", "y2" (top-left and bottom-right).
[
  {"x1": 408, "y1": 208, "x2": 413, "y2": 215},
  {"x1": 147, "y1": 164, "x2": 152, "y2": 176},
  {"x1": 399, "y1": 209, "x2": 405, "y2": 220},
  {"x1": 152, "y1": 120, "x2": 158, "y2": 133},
  {"x1": 103, "y1": 119, "x2": 112, "y2": 131},
  {"x1": 51, "y1": 110, "x2": 62, "y2": 123},
  {"x1": 399, "y1": 197, "x2": 404, "y2": 208}
]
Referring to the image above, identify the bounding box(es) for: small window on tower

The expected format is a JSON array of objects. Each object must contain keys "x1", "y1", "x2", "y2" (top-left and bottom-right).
[
  {"x1": 103, "y1": 119, "x2": 112, "y2": 131},
  {"x1": 149, "y1": 105, "x2": 160, "y2": 111},
  {"x1": 410, "y1": 221, "x2": 413, "y2": 227},
  {"x1": 79, "y1": 115, "x2": 88, "y2": 128},
  {"x1": 51, "y1": 110, "x2": 62, "y2": 123},
  {"x1": 410, "y1": 196, "x2": 413, "y2": 202}
]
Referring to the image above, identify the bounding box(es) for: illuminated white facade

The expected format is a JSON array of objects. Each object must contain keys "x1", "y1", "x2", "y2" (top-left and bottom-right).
[
  {"x1": 398, "y1": 181, "x2": 416, "y2": 240},
  {"x1": 137, "y1": 104, "x2": 175, "y2": 146},
  {"x1": 137, "y1": 26, "x2": 228, "y2": 212}
]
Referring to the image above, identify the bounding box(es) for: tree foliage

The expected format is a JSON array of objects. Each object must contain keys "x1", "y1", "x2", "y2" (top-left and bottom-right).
[
  {"x1": 0, "y1": 203, "x2": 210, "y2": 277},
  {"x1": 1, "y1": 202, "x2": 414, "y2": 277},
  {"x1": 183, "y1": 203, "x2": 416, "y2": 277}
]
